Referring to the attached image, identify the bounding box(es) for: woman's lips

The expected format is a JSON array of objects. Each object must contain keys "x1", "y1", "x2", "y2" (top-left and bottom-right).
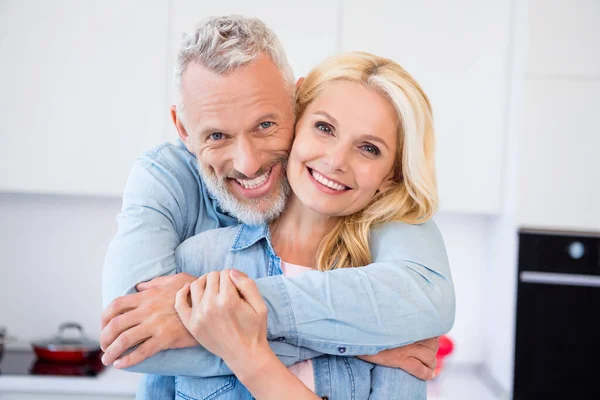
[{"x1": 307, "y1": 167, "x2": 350, "y2": 196}]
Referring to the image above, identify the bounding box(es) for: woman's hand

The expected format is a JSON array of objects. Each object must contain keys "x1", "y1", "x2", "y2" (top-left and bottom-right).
[
  {"x1": 175, "y1": 269, "x2": 322, "y2": 400},
  {"x1": 174, "y1": 269, "x2": 270, "y2": 368}
]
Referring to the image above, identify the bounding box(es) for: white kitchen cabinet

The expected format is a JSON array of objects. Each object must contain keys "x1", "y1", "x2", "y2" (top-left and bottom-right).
[
  {"x1": 339, "y1": 0, "x2": 513, "y2": 214},
  {"x1": 527, "y1": 0, "x2": 600, "y2": 76},
  {"x1": 165, "y1": 0, "x2": 339, "y2": 140},
  {"x1": 517, "y1": 80, "x2": 600, "y2": 232},
  {"x1": 0, "y1": 0, "x2": 169, "y2": 197}
]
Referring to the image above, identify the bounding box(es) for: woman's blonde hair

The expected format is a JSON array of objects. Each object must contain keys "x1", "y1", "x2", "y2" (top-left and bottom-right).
[{"x1": 295, "y1": 52, "x2": 438, "y2": 271}]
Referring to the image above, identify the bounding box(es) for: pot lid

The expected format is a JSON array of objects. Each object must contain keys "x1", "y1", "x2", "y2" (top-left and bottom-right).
[{"x1": 32, "y1": 322, "x2": 100, "y2": 352}]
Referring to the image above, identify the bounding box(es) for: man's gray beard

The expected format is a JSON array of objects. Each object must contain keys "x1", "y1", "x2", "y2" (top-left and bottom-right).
[{"x1": 197, "y1": 161, "x2": 291, "y2": 226}]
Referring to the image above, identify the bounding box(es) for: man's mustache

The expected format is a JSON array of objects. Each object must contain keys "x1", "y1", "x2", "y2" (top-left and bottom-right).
[{"x1": 225, "y1": 156, "x2": 288, "y2": 180}]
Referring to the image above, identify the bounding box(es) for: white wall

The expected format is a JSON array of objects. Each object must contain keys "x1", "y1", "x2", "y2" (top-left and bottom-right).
[{"x1": 0, "y1": 192, "x2": 490, "y2": 364}]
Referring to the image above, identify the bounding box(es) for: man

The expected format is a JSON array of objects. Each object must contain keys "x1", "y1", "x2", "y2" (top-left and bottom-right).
[{"x1": 101, "y1": 15, "x2": 454, "y2": 396}]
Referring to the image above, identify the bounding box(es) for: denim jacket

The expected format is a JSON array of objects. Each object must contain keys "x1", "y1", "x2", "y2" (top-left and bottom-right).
[
  {"x1": 135, "y1": 224, "x2": 427, "y2": 399},
  {"x1": 101, "y1": 141, "x2": 455, "y2": 397}
]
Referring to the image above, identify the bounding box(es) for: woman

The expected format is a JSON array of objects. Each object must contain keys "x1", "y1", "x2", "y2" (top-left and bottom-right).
[{"x1": 174, "y1": 51, "x2": 441, "y2": 399}]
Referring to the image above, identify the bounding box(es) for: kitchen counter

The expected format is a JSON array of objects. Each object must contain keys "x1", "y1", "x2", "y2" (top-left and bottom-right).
[
  {"x1": 0, "y1": 366, "x2": 141, "y2": 399},
  {"x1": 0, "y1": 362, "x2": 501, "y2": 399}
]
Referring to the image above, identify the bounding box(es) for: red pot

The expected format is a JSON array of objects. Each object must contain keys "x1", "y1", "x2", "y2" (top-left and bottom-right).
[{"x1": 31, "y1": 322, "x2": 102, "y2": 363}]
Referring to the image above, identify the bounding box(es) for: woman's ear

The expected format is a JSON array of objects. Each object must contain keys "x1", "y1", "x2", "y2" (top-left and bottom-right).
[
  {"x1": 377, "y1": 170, "x2": 397, "y2": 194},
  {"x1": 296, "y1": 77, "x2": 305, "y2": 89}
]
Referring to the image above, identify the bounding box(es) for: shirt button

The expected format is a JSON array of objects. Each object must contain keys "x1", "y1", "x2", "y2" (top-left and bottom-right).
[
  {"x1": 321, "y1": 397, "x2": 329, "y2": 400},
  {"x1": 275, "y1": 337, "x2": 286, "y2": 341},
  {"x1": 338, "y1": 347, "x2": 346, "y2": 354}
]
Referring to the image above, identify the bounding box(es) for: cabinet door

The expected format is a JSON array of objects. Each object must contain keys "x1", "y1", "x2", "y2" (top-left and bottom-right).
[
  {"x1": 0, "y1": 0, "x2": 169, "y2": 196},
  {"x1": 339, "y1": 0, "x2": 512, "y2": 214},
  {"x1": 518, "y1": 80, "x2": 600, "y2": 232},
  {"x1": 166, "y1": 0, "x2": 339, "y2": 140}
]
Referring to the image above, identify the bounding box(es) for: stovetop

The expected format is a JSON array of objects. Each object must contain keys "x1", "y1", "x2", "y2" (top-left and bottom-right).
[{"x1": 0, "y1": 350, "x2": 105, "y2": 377}]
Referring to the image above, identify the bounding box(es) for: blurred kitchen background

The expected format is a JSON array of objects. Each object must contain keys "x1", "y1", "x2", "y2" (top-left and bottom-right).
[{"x1": 0, "y1": 0, "x2": 598, "y2": 399}]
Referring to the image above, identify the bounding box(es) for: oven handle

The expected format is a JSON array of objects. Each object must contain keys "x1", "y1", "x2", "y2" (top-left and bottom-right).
[{"x1": 520, "y1": 271, "x2": 600, "y2": 287}]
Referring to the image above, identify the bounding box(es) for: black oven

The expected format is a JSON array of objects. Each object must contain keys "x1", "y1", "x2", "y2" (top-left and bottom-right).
[{"x1": 514, "y1": 229, "x2": 600, "y2": 399}]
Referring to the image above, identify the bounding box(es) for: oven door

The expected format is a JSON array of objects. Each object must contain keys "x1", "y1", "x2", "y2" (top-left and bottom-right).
[{"x1": 514, "y1": 272, "x2": 600, "y2": 399}]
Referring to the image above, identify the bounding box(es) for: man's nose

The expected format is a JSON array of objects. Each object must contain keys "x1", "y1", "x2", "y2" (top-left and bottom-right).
[{"x1": 232, "y1": 137, "x2": 263, "y2": 178}]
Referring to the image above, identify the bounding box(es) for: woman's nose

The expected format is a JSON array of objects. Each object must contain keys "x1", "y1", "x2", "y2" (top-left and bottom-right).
[{"x1": 324, "y1": 143, "x2": 350, "y2": 173}]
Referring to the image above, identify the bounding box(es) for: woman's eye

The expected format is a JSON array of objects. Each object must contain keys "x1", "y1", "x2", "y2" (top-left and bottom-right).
[
  {"x1": 362, "y1": 144, "x2": 380, "y2": 156},
  {"x1": 259, "y1": 121, "x2": 274, "y2": 130},
  {"x1": 315, "y1": 122, "x2": 333, "y2": 134},
  {"x1": 209, "y1": 132, "x2": 225, "y2": 141}
]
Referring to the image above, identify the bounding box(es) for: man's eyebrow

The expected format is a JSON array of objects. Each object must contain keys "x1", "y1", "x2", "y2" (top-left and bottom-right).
[
  {"x1": 313, "y1": 111, "x2": 339, "y2": 126},
  {"x1": 253, "y1": 112, "x2": 282, "y2": 125},
  {"x1": 196, "y1": 125, "x2": 224, "y2": 137}
]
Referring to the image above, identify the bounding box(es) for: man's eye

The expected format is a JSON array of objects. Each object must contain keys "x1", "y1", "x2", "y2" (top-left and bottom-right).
[
  {"x1": 362, "y1": 144, "x2": 380, "y2": 156},
  {"x1": 259, "y1": 121, "x2": 274, "y2": 130},
  {"x1": 209, "y1": 132, "x2": 224, "y2": 141},
  {"x1": 315, "y1": 122, "x2": 332, "y2": 134}
]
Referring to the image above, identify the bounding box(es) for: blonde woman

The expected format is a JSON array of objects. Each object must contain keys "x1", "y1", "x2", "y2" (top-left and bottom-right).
[{"x1": 172, "y1": 52, "x2": 450, "y2": 400}]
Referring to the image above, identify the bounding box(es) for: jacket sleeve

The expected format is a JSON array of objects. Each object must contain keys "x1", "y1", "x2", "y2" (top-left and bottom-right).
[
  {"x1": 102, "y1": 150, "x2": 322, "y2": 376},
  {"x1": 256, "y1": 220, "x2": 456, "y2": 356}
]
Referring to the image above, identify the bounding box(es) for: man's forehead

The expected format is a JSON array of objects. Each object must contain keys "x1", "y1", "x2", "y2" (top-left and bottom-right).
[{"x1": 181, "y1": 62, "x2": 292, "y2": 129}]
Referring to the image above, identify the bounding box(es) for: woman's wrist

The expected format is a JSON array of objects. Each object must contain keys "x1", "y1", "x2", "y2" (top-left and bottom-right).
[{"x1": 224, "y1": 343, "x2": 276, "y2": 382}]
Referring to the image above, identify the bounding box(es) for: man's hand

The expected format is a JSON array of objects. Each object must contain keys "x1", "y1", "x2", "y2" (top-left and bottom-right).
[
  {"x1": 357, "y1": 337, "x2": 440, "y2": 380},
  {"x1": 100, "y1": 273, "x2": 198, "y2": 368}
]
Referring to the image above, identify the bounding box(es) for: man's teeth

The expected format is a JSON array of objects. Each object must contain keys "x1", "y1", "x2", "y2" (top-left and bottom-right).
[
  {"x1": 236, "y1": 169, "x2": 270, "y2": 189},
  {"x1": 311, "y1": 170, "x2": 346, "y2": 191}
]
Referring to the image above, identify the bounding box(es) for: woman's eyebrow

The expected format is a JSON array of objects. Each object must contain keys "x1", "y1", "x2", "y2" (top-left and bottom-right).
[
  {"x1": 313, "y1": 110, "x2": 339, "y2": 126},
  {"x1": 359, "y1": 134, "x2": 390, "y2": 151}
]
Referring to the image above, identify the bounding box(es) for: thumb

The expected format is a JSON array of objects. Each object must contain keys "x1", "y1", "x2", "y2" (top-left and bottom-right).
[
  {"x1": 174, "y1": 282, "x2": 192, "y2": 326},
  {"x1": 229, "y1": 270, "x2": 265, "y2": 314}
]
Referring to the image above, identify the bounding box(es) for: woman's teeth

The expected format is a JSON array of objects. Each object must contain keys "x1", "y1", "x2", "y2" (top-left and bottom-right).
[
  {"x1": 311, "y1": 169, "x2": 346, "y2": 191},
  {"x1": 236, "y1": 169, "x2": 271, "y2": 189}
]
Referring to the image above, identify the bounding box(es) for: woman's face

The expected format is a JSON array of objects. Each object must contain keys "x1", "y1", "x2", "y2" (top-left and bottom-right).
[{"x1": 288, "y1": 80, "x2": 399, "y2": 217}]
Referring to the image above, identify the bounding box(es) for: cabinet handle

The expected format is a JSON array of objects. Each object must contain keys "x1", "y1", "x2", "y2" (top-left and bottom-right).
[{"x1": 520, "y1": 271, "x2": 600, "y2": 287}]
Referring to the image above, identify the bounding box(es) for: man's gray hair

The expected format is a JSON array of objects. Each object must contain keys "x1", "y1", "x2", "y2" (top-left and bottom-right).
[{"x1": 174, "y1": 15, "x2": 295, "y2": 118}]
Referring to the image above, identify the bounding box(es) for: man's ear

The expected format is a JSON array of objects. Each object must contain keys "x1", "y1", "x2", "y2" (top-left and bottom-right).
[
  {"x1": 171, "y1": 105, "x2": 192, "y2": 151},
  {"x1": 296, "y1": 77, "x2": 305, "y2": 89}
]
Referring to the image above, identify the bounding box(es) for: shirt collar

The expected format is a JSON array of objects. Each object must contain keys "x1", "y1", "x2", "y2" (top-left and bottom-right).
[{"x1": 231, "y1": 224, "x2": 270, "y2": 251}]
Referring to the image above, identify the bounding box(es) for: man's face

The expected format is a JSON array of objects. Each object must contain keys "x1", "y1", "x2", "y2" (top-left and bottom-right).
[{"x1": 172, "y1": 54, "x2": 295, "y2": 224}]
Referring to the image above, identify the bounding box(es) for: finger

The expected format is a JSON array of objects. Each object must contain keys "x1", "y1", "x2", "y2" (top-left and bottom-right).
[
  {"x1": 229, "y1": 269, "x2": 265, "y2": 314},
  {"x1": 113, "y1": 338, "x2": 161, "y2": 369},
  {"x1": 205, "y1": 271, "x2": 220, "y2": 297},
  {"x1": 101, "y1": 292, "x2": 144, "y2": 329},
  {"x1": 190, "y1": 275, "x2": 207, "y2": 307},
  {"x1": 101, "y1": 324, "x2": 151, "y2": 366},
  {"x1": 417, "y1": 337, "x2": 440, "y2": 353},
  {"x1": 409, "y1": 345, "x2": 437, "y2": 370},
  {"x1": 403, "y1": 357, "x2": 435, "y2": 381},
  {"x1": 220, "y1": 270, "x2": 237, "y2": 298},
  {"x1": 135, "y1": 275, "x2": 174, "y2": 291},
  {"x1": 174, "y1": 283, "x2": 192, "y2": 325},
  {"x1": 100, "y1": 308, "x2": 145, "y2": 352}
]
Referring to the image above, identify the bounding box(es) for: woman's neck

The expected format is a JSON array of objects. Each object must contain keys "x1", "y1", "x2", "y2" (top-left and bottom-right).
[{"x1": 270, "y1": 194, "x2": 338, "y2": 268}]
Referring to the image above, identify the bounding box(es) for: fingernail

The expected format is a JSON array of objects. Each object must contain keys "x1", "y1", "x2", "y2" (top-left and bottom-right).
[
  {"x1": 230, "y1": 269, "x2": 241, "y2": 278},
  {"x1": 114, "y1": 360, "x2": 122, "y2": 368}
]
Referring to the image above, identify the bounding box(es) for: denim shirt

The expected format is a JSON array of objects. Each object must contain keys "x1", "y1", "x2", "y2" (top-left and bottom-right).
[
  {"x1": 101, "y1": 141, "x2": 455, "y2": 395},
  {"x1": 138, "y1": 224, "x2": 424, "y2": 400}
]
